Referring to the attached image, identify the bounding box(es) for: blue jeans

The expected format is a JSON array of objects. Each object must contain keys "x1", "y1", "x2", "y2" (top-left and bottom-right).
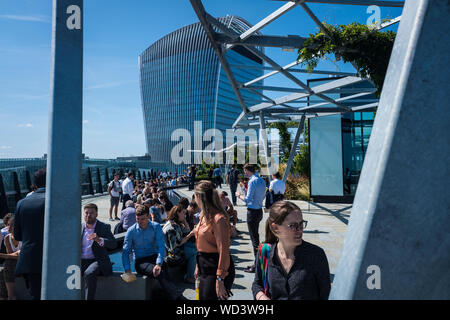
[{"x1": 184, "y1": 241, "x2": 197, "y2": 279}]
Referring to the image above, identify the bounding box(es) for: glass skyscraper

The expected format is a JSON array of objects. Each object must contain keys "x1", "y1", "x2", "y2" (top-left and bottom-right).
[{"x1": 139, "y1": 16, "x2": 263, "y2": 171}]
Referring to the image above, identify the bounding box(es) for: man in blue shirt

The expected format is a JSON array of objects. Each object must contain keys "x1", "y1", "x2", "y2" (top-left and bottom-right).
[
  {"x1": 122, "y1": 205, "x2": 185, "y2": 300},
  {"x1": 235, "y1": 164, "x2": 266, "y2": 273}
]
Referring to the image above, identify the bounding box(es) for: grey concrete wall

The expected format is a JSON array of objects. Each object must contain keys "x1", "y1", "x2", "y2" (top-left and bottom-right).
[{"x1": 330, "y1": 0, "x2": 450, "y2": 300}]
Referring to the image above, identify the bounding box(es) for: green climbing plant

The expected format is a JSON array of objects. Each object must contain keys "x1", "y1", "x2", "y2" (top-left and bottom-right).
[{"x1": 297, "y1": 22, "x2": 396, "y2": 97}]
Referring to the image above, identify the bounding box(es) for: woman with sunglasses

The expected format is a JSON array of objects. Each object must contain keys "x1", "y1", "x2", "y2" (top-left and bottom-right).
[{"x1": 253, "y1": 201, "x2": 331, "y2": 300}]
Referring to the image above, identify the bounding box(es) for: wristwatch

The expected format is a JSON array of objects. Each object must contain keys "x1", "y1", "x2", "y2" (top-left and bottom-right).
[{"x1": 217, "y1": 276, "x2": 223, "y2": 282}]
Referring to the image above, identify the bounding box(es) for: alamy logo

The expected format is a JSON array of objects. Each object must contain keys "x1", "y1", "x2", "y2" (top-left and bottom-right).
[
  {"x1": 66, "y1": 265, "x2": 81, "y2": 290},
  {"x1": 66, "y1": 5, "x2": 81, "y2": 30},
  {"x1": 366, "y1": 265, "x2": 381, "y2": 290},
  {"x1": 170, "y1": 121, "x2": 280, "y2": 172},
  {"x1": 366, "y1": 5, "x2": 381, "y2": 29}
]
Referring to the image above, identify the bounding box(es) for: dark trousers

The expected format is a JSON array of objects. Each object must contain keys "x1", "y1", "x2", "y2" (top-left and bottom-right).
[
  {"x1": 230, "y1": 184, "x2": 237, "y2": 205},
  {"x1": 81, "y1": 259, "x2": 102, "y2": 300},
  {"x1": 197, "y1": 252, "x2": 235, "y2": 300},
  {"x1": 188, "y1": 177, "x2": 195, "y2": 190},
  {"x1": 247, "y1": 208, "x2": 263, "y2": 260},
  {"x1": 25, "y1": 273, "x2": 42, "y2": 300},
  {"x1": 214, "y1": 176, "x2": 222, "y2": 188},
  {"x1": 135, "y1": 255, "x2": 181, "y2": 300},
  {"x1": 122, "y1": 194, "x2": 132, "y2": 211}
]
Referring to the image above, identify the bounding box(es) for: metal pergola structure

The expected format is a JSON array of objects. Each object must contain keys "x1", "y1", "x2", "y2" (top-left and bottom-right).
[
  {"x1": 189, "y1": 0, "x2": 403, "y2": 181},
  {"x1": 40, "y1": 0, "x2": 447, "y2": 300}
]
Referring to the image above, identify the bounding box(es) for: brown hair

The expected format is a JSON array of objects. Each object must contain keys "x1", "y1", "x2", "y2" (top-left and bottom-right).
[
  {"x1": 2, "y1": 213, "x2": 13, "y2": 226},
  {"x1": 167, "y1": 205, "x2": 184, "y2": 224},
  {"x1": 194, "y1": 180, "x2": 227, "y2": 224},
  {"x1": 265, "y1": 201, "x2": 302, "y2": 244},
  {"x1": 136, "y1": 204, "x2": 149, "y2": 216},
  {"x1": 83, "y1": 203, "x2": 98, "y2": 212},
  {"x1": 178, "y1": 197, "x2": 190, "y2": 210},
  {"x1": 243, "y1": 163, "x2": 256, "y2": 173},
  {"x1": 189, "y1": 201, "x2": 198, "y2": 210}
]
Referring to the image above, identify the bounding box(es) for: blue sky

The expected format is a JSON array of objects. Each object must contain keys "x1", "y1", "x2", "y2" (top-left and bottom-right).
[{"x1": 0, "y1": 0, "x2": 402, "y2": 159}]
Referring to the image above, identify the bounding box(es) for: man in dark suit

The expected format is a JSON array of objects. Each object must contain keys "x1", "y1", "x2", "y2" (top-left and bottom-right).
[
  {"x1": 14, "y1": 168, "x2": 46, "y2": 300},
  {"x1": 81, "y1": 203, "x2": 116, "y2": 300}
]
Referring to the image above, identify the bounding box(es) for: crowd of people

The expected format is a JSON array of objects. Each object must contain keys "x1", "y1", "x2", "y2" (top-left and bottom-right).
[{"x1": 0, "y1": 164, "x2": 331, "y2": 301}]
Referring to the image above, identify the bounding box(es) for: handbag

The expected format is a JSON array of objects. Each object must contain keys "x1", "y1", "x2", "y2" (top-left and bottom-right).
[
  {"x1": 265, "y1": 189, "x2": 273, "y2": 209},
  {"x1": 164, "y1": 251, "x2": 186, "y2": 267}
]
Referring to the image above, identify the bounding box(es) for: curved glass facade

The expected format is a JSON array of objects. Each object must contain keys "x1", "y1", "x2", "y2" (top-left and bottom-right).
[{"x1": 139, "y1": 16, "x2": 263, "y2": 171}]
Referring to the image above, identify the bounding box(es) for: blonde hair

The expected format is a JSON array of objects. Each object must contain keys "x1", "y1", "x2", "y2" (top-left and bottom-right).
[
  {"x1": 265, "y1": 201, "x2": 302, "y2": 244},
  {"x1": 194, "y1": 180, "x2": 227, "y2": 224}
]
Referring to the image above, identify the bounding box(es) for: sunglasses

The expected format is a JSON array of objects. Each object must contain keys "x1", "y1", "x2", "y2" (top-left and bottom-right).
[{"x1": 286, "y1": 220, "x2": 308, "y2": 231}]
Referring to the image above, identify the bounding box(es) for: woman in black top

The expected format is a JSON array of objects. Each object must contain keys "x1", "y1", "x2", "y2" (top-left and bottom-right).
[{"x1": 253, "y1": 201, "x2": 331, "y2": 300}]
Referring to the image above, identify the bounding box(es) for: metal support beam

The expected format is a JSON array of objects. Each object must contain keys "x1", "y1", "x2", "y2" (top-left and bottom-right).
[
  {"x1": 240, "y1": 43, "x2": 350, "y2": 110},
  {"x1": 243, "y1": 87, "x2": 298, "y2": 111},
  {"x1": 283, "y1": 115, "x2": 306, "y2": 183},
  {"x1": 249, "y1": 76, "x2": 364, "y2": 112},
  {"x1": 230, "y1": 64, "x2": 357, "y2": 76},
  {"x1": 232, "y1": 111, "x2": 248, "y2": 129},
  {"x1": 378, "y1": 15, "x2": 401, "y2": 29},
  {"x1": 243, "y1": 61, "x2": 301, "y2": 88},
  {"x1": 190, "y1": 0, "x2": 249, "y2": 113},
  {"x1": 215, "y1": 33, "x2": 306, "y2": 49},
  {"x1": 205, "y1": 15, "x2": 317, "y2": 95},
  {"x1": 274, "y1": 0, "x2": 404, "y2": 6},
  {"x1": 42, "y1": 0, "x2": 83, "y2": 300},
  {"x1": 259, "y1": 112, "x2": 272, "y2": 178},
  {"x1": 226, "y1": 0, "x2": 304, "y2": 51},
  {"x1": 297, "y1": 91, "x2": 376, "y2": 112}
]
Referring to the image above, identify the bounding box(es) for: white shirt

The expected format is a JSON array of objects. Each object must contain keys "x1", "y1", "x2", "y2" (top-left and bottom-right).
[
  {"x1": 122, "y1": 177, "x2": 134, "y2": 197},
  {"x1": 109, "y1": 180, "x2": 121, "y2": 197},
  {"x1": 1, "y1": 226, "x2": 9, "y2": 245},
  {"x1": 160, "y1": 210, "x2": 168, "y2": 221},
  {"x1": 269, "y1": 179, "x2": 286, "y2": 195}
]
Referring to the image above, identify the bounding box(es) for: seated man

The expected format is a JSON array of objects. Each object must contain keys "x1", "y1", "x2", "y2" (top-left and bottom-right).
[
  {"x1": 122, "y1": 205, "x2": 185, "y2": 300},
  {"x1": 115, "y1": 200, "x2": 136, "y2": 234},
  {"x1": 81, "y1": 203, "x2": 117, "y2": 300},
  {"x1": 143, "y1": 199, "x2": 162, "y2": 224}
]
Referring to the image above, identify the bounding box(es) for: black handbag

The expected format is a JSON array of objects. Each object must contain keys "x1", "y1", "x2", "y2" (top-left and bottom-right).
[
  {"x1": 164, "y1": 251, "x2": 186, "y2": 267},
  {"x1": 265, "y1": 189, "x2": 273, "y2": 209}
]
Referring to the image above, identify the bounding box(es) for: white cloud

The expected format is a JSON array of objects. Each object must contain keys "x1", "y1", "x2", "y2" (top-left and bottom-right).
[
  {"x1": 83, "y1": 120, "x2": 89, "y2": 124},
  {"x1": 18, "y1": 123, "x2": 33, "y2": 128},
  {"x1": 0, "y1": 146, "x2": 12, "y2": 149},
  {"x1": 0, "y1": 14, "x2": 50, "y2": 23}
]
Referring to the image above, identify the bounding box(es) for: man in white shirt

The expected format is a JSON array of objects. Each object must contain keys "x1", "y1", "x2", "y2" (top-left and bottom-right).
[
  {"x1": 121, "y1": 172, "x2": 134, "y2": 211},
  {"x1": 268, "y1": 172, "x2": 286, "y2": 207}
]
